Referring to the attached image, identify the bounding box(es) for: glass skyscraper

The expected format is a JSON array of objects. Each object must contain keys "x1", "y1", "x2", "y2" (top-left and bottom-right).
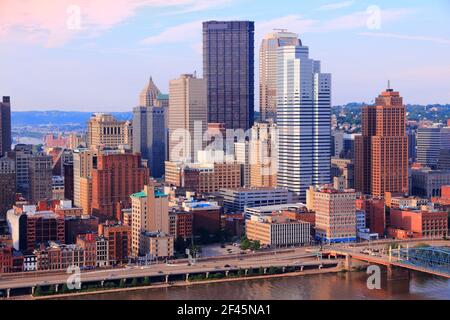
[
  {"x1": 203, "y1": 21, "x2": 254, "y2": 131},
  {"x1": 276, "y1": 44, "x2": 331, "y2": 202}
]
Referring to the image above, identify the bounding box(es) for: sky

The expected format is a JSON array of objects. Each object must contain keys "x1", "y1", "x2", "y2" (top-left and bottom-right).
[{"x1": 0, "y1": 0, "x2": 449, "y2": 112}]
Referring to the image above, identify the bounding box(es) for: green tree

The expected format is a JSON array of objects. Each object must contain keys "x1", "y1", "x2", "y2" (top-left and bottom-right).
[
  {"x1": 143, "y1": 277, "x2": 150, "y2": 286},
  {"x1": 119, "y1": 279, "x2": 126, "y2": 288},
  {"x1": 131, "y1": 278, "x2": 139, "y2": 287}
]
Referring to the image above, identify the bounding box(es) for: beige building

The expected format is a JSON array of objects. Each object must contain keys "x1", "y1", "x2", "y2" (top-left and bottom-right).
[
  {"x1": 140, "y1": 232, "x2": 174, "y2": 259},
  {"x1": 130, "y1": 183, "x2": 169, "y2": 256},
  {"x1": 73, "y1": 148, "x2": 98, "y2": 214},
  {"x1": 246, "y1": 213, "x2": 310, "y2": 246},
  {"x1": 87, "y1": 113, "x2": 133, "y2": 150},
  {"x1": 165, "y1": 160, "x2": 241, "y2": 194},
  {"x1": 28, "y1": 154, "x2": 52, "y2": 203},
  {"x1": 139, "y1": 77, "x2": 161, "y2": 107},
  {"x1": 259, "y1": 30, "x2": 301, "y2": 121},
  {"x1": 250, "y1": 121, "x2": 277, "y2": 187},
  {"x1": 307, "y1": 185, "x2": 357, "y2": 243},
  {"x1": 168, "y1": 74, "x2": 207, "y2": 162}
]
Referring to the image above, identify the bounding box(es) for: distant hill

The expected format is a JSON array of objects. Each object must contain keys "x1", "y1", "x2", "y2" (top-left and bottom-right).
[{"x1": 11, "y1": 111, "x2": 132, "y2": 127}]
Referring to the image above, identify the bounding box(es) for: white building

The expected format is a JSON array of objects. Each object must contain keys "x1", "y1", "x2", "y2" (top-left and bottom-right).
[
  {"x1": 220, "y1": 187, "x2": 293, "y2": 213},
  {"x1": 276, "y1": 43, "x2": 331, "y2": 202}
]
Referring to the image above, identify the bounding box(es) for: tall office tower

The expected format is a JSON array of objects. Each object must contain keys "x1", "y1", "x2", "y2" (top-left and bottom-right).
[
  {"x1": 276, "y1": 44, "x2": 331, "y2": 202},
  {"x1": 28, "y1": 154, "x2": 53, "y2": 203},
  {"x1": 0, "y1": 96, "x2": 11, "y2": 157},
  {"x1": 133, "y1": 106, "x2": 167, "y2": 178},
  {"x1": 0, "y1": 157, "x2": 15, "y2": 218},
  {"x1": 249, "y1": 121, "x2": 277, "y2": 187},
  {"x1": 13, "y1": 144, "x2": 35, "y2": 198},
  {"x1": 168, "y1": 74, "x2": 207, "y2": 162},
  {"x1": 407, "y1": 128, "x2": 417, "y2": 163},
  {"x1": 203, "y1": 21, "x2": 254, "y2": 130},
  {"x1": 417, "y1": 126, "x2": 450, "y2": 168},
  {"x1": 307, "y1": 185, "x2": 357, "y2": 243},
  {"x1": 139, "y1": 77, "x2": 161, "y2": 107},
  {"x1": 130, "y1": 183, "x2": 169, "y2": 256},
  {"x1": 354, "y1": 87, "x2": 408, "y2": 197},
  {"x1": 73, "y1": 148, "x2": 98, "y2": 214},
  {"x1": 234, "y1": 141, "x2": 250, "y2": 187},
  {"x1": 91, "y1": 149, "x2": 149, "y2": 221},
  {"x1": 259, "y1": 30, "x2": 301, "y2": 122},
  {"x1": 87, "y1": 113, "x2": 133, "y2": 150}
]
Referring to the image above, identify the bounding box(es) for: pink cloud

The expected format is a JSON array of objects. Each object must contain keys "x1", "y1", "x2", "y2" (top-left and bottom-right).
[{"x1": 0, "y1": 0, "x2": 229, "y2": 46}]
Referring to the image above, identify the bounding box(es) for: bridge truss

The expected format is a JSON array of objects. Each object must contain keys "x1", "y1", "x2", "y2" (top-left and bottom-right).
[{"x1": 399, "y1": 246, "x2": 450, "y2": 276}]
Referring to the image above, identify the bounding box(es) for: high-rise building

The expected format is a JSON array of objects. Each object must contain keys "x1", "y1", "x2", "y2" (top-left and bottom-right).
[
  {"x1": 0, "y1": 96, "x2": 11, "y2": 158},
  {"x1": 98, "y1": 222, "x2": 131, "y2": 266},
  {"x1": 28, "y1": 154, "x2": 53, "y2": 204},
  {"x1": 249, "y1": 121, "x2": 277, "y2": 187},
  {"x1": 354, "y1": 87, "x2": 408, "y2": 197},
  {"x1": 91, "y1": 149, "x2": 149, "y2": 220},
  {"x1": 259, "y1": 30, "x2": 301, "y2": 122},
  {"x1": 416, "y1": 126, "x2": 450, "y2": 168},
  {"x1": 73, "y1": 148, "x2": 98, "y2": 214},
  {"x1": 133, "y1": 106, "x2": 167, "y2": 178},
  {"x1": 276, "y1": 43, "x2": 331, "y2": 202},
  {"x1": 307, "y1": 185, "x2": 357, "y2": 243},
  {"x1": 87, "y1": 113, "x2": 133, "y2": 150},
  {"x1": 0, "y1": 157, "x2": 15, "y2": 219},
  {"x1": 168, "y1": 74, "x2": 207, "y2": 162},
  {"x1": 234, "y1": 141, "x2": 250, "y2": 187},
  {"x1": 13, "y1": 144, "x2": 35, "y2": 198},
  {"x1": 139, "y1": 77, "x2": 161, "y2": 107},
  {"x1": 130, "y1": 183, "x2": 169, "y2": 256},
  {"x1": 203, "y1": 21, "x2": 254, "y2": 130}
]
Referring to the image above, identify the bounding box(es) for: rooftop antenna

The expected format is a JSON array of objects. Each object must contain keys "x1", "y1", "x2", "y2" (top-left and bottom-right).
[{"x1": 194, "y1": 70, "x2": 197, "y2": 78}]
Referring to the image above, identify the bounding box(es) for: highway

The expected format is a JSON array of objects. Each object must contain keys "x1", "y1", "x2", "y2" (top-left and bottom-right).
[{"x1": 1, "y1": 238, "x2": 448, "y2": 291}]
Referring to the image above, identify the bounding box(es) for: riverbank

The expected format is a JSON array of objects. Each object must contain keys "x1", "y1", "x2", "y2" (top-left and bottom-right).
[{"x1": 30, "y1": 267, "x2": 343, "y2": 300}]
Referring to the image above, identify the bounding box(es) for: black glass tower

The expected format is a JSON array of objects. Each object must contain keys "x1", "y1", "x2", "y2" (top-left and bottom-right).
[
  {"x1": 0, "y1": 96, "x2": 11, "y2": 158},
  {"x1": 203, "y1": 21, "x2": 254, "y2": 131}
]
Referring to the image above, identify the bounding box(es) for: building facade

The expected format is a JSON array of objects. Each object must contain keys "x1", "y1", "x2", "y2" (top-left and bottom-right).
[
  {"x1": 168, "y1": 74, "x2": 207, "y2": 162},
  {"x1": 0, "y1": 96, "x2": 11, "y2": 158},
  {"x1": 355, "y1": 88, "x2": 408, "y2": 196},
  {"x1": 87, "y1": 113, "x2": 133, "y2": 149},
  {"x1": 203, "y1": 21, "x2": 254, "y2": 130},
  {"x1": 259, "y1": 30, "x2": 301, "y2": 121}
]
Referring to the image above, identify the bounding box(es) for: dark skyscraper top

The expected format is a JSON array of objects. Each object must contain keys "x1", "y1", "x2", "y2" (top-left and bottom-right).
[
  {"x1": 0, "y1": 96, "x2": 12, "y2": 157},
  {"x1": 203, "y1": 21, "x2": 254, "y2": 130}
]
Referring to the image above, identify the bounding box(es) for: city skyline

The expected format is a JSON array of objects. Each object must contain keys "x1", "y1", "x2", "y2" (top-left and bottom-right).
[{"x1": 1, "y1": 0, "x2": 450, "y2": 111}]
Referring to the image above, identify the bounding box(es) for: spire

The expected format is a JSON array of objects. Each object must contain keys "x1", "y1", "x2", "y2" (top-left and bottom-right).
[
  {"x1": 387, "y1": 80, "x2": 393, "y2": 92},
  {"x1": 139, "y1": 76, "x2": 161, "y2": 107}
]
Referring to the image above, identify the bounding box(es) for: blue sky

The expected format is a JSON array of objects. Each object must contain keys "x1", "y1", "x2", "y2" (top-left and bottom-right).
[{"x1": 0, "y1": 0, "x2": 449, "y2": 111}]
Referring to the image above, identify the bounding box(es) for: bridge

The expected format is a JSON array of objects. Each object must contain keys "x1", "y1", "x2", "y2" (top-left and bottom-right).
[{"x1": 328, "y1": 243, "x2": 450, "y2": 279}]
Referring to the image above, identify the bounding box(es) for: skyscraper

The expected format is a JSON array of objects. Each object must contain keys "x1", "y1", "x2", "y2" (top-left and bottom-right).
[
  {"x1": 259, "y1": 30, "x2": 301, "y2": 122},
  {"x1": 249, "y1": 121, "x2": 277, "y2": 187},
  {"x1": 416, "y1": 126, "x2": 450, "y2": 168},
  {"x1": 0, "y1": 96, "x2": 12, "y2": 157},
  {"x1": 139, "y1": 77, "x2": 161, "y2": 107},
  {"x1": 133, "y1": 105, "x2": 167, "y2": 178},
  {"x1": 87, "y1": 113, "x2": 133, "y2": 150},
  {"x1": 168, "y1": 74, "x2": 207, "y2": 162},
  {"x1": 354, "y1": 87, "x2": 408, "y2": 197},
  {"x1": 91, "y1": 149, "x2": 149, "y2": 221},
  {"x1": 203, "y1": 21, "x2": 254, "y2": 130},
  {"x1": 276, "y1": 43, "x2": 331, "y2": 202},
  {"x1": 28, "y1": 154, "x2": 53, "y2": 204}
]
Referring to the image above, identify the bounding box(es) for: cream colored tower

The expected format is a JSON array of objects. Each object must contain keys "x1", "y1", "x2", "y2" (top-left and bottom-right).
[
  {"x1": 139, "y1": 76, "x2": 161, "y2": 107},
  {"x1": 250, "y1": 121, "x2": 277, "y2": 187},
  {"x1": 259, "y1": 30, "x2": 301, "y2": 121},
  {"x1": 168, "y1": 74, "x2": 207, "y2": 162},
  {"x1": 87, "y1": 113, "x2": 132, "y2": 150}
]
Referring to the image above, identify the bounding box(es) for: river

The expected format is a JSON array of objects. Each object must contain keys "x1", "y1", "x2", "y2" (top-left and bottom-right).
[{"x1": 61, "y1": 271, "x2": 450, "y2": 300}]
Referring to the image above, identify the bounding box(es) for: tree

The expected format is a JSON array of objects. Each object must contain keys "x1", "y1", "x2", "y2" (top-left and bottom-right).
[
  {"x1": 251, "y1": 240, "x2": 261, "y2": 251},
  {"x1": 240, "y1": 238, "x2": 251, "y2": 250},
  {"x1": 119, "y1": 279, "x2": 126, "y2": 288},
  {"x1": 143, "y1": 277, "x2": 150, "y2": 286},
  {"x1": 131, "y1": 278, "x2": 139, "y2": 287}
]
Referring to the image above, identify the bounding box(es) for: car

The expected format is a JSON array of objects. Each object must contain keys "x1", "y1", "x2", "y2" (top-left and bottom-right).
[
  {"x1": 224, "y1": 264, "x2": 231, "y2": 268},
  {"x1": 158, "y1": 271, "x2": 164, "y2": 274}
]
